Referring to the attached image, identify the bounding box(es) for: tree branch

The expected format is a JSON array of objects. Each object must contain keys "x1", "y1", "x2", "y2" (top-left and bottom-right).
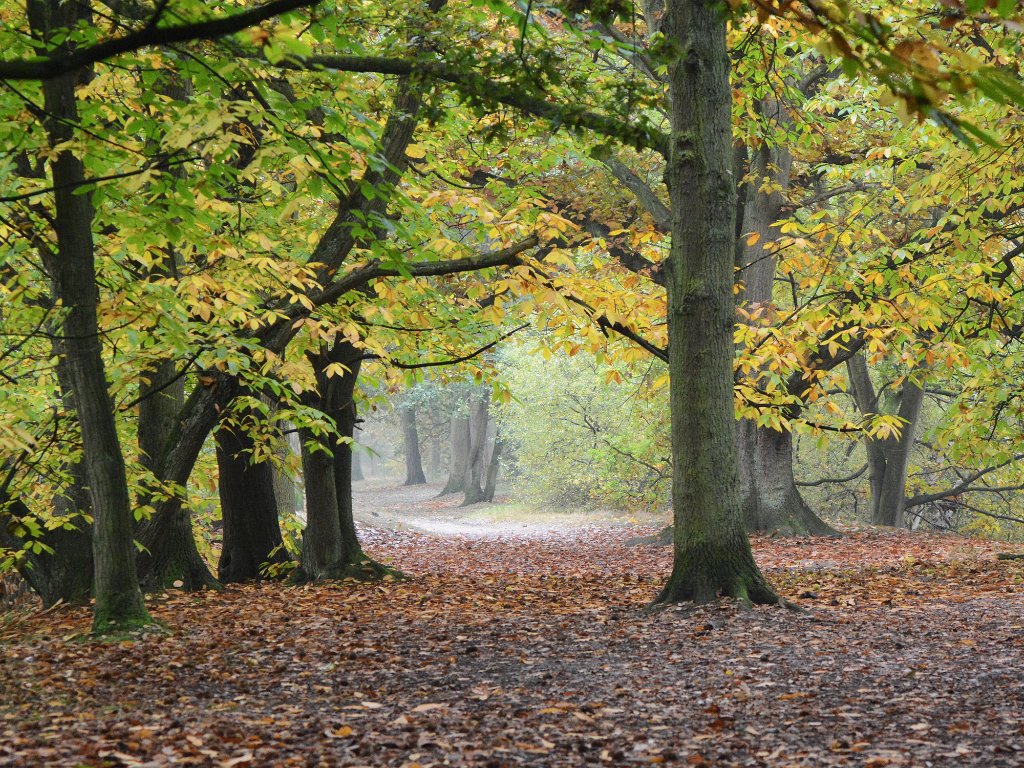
[{"x1": 0, "y1": 0, "x2": 325, "y2": 80}]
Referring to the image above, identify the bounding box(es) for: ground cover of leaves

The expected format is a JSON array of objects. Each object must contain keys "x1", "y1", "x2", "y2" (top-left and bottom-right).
[{"x1": 2, "y1": 524, "x2": 1024, "y2": 767}]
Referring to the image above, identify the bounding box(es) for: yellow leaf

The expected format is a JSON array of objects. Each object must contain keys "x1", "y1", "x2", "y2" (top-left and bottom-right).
[{"x1": 746, "y1": 231, "x2": 761, "y2": 246}]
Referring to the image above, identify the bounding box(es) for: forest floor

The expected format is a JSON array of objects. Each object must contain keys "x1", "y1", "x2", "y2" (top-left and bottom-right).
[{"x1": 3, "y1": 483, "x2": 1024, "y2": 767}]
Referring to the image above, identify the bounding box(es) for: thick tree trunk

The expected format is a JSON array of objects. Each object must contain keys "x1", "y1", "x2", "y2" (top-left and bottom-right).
[
  {"x1": 30, "y1": 0, "x2": 149, "y2": 631},
  {"x1": 136, "y1": 373, "x2": 234, "y2": 591},
  {"x1": 654, "y1": 0, "x2": 776, "y2": 606},
  {"x1": 440, "y1": 409, "x2": 470, "y2": 495},
  {"x1": 738, "y1": 421, "x2": 838, "y2": 536},
  {"x1": 215, "y1": 412, "x2": 288, "y2": 583},
  {"x1": 400, "y1": 406, "x2": 427, "y2": 485},
  {"x1": 461, "y1": 391, "x2": 490, "y2": 506},
  {"x1": 138, "y1": 359, "x2": 185, "y2": 474},
  {"x1": 298, "y1": 425, "x2": 346, "y2": 580}
]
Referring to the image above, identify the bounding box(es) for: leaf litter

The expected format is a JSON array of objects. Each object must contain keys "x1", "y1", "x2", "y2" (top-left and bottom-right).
[{"x1": 2, "y1": 520, "x2": 1024, "y2": 767}]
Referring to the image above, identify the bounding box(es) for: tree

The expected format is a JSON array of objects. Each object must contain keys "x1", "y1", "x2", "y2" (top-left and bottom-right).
[
  {"x1": 26, "y1": 0, "x2": 150, "y2": 632},
  {"x1": 654, "y1": 0, "x2": 778, "y2": 606},
  {"x1": 399, "y1": 405, "x2": 427, "y2": 486},
  {"x1": 215, "y1": 399, "x2": 290, "y2": 582}
]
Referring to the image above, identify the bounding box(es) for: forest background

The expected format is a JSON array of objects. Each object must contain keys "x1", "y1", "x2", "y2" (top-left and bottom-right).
[{"x1": 0, "y1": 0, "x2": 1023, "y2": 629}]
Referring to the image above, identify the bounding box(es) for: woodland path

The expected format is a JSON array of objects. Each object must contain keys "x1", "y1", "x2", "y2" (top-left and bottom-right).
[
  {"x1": 2, "y1": 488, "x2": 1024, "y2": 766},
  {"x1": 351, "y1": 478, "x2": 646, "y2": 540}
]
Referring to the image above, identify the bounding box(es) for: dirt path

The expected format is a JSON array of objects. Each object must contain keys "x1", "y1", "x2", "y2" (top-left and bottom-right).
[{"x1": 352, "y1": 478, "x2": 648, "y2": 541}]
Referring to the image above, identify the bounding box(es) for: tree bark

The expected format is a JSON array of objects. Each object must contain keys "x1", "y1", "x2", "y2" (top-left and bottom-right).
[
  {"x1": 847, "y1": 355, "x2": 925, "y2": 527},
  {"x1": 215, "y1": 409, "x2": 289, "y2": 583},
  {"x1": 733, "y1": 89, "x2": 835, "y2": 537},
  {"x1": 654, "y1": 0, "x2": 776, "y2": 606},
  {"x1": 461, "y1": 391, "x2": 490, "y2": 506},
  {"x1": 440, "y1": 408, "x2": 470, "y2": 495},
  {"x1": 400, "y1": 406, "x2": 427, "y2": 485},
  {"x1": 136, "y1": 373, "x2": 234, "y2": 591},
  {"x1": 737, "y1": 421, "x2": 838, "y2": 536},
  {"x1": 295, "y1": 341, "x2": 386, "y2": 581},
  {"x1": 482, "y1": 435, "x2": 504, "y2": 503},
  {"x1": 29, "y1": 0, "x2": 150, "y2": 632}
]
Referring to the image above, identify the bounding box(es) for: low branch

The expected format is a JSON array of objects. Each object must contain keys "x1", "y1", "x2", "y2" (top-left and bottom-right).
[
  {"x1": 795, "y1": 463, "x2": 868, "y2": 488},
  {"x1": 367, "y1": 323, "x2": 529, "y2": 370},
  {"x1": 904, "y1": 453, "x2": 1024, "y2": 509},
  {"x1": 304, "y1": 235, "x2": 540, "y2": 314}
]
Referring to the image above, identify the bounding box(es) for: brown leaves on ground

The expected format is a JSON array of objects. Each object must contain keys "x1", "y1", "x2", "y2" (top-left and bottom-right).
[{"x1": 2, "y1": 526, "x2": 1024, "y2": 767}]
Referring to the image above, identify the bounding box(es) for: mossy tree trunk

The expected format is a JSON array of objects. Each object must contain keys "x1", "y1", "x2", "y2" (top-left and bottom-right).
[
  {"x1": 654, "y1": 0, "x2": 777, "y2": 607},
  {"x1": 29, "y1": 0, "x2": 151, "y2": 632}
]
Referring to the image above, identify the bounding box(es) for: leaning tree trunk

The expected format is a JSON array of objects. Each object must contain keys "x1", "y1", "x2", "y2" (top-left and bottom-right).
[
  {"x1": 215, "y1": 405, "x2": 289, "y2": 583},
  {"x1": 400, "y1": 406, "x2": 427, "y2": 485},
  {"x1": 136, "y1": 372, "x2": 236, "y2": 591},
  {"x1": 30, "y1": 0, "x2": 150, "y2": 632},
  {"x1": 439, "y1": 408, "x2": 470, "y2": 495},
  {"x1": 296, "y1": 341, "x2": 388, "y2": 581},
  {"x1": 654, "y1": 0, "x2": 777, "y2": 607},
  {"x1": 461, "y1": 391, "x2": 490, "y2": 506}
]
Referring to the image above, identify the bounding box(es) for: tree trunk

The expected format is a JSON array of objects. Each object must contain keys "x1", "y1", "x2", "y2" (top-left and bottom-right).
[
  {"x1": 440, "y1": 409, "x2": 470, "y2": 495},
  {"x1": 737, "y1": 421, "x2": 838, "y2": 536},
  {"x1": 654, "y1": 0, "x2": 776, "y2": 607},
  {"x1": 847, "y1": 356, "x2": 925, "y2": 528},
  {"x1": 215, "y1": 411, "x2": 288, "y2": 583},
  {"x1": 136, "y1": 373, "x2": 235, "y2": 591},
  {"x1": 271, "y1": 427, "x2": 301, "y2": 517},
  {"x1": 482, "y1": 436, "x2": 504, "y2": 503},
  {"x1": 734, "y1": 88, "x2": 834, "y2": 537},
  {"x1": 295, "y1": 341, "x2": 386, "y2": 581},
  {"x1": 400, "y1": 406, "x2": 427, "y2": 485},
  {"x1": 461, "y1": 392, "x2": 490, "y2": 506},
  {"x1": 29, "y1": 0, "x2": 150, "y2": 632}
]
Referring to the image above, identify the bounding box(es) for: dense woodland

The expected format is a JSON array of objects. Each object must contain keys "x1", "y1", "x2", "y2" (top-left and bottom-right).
[{"x1": 1, "y1": 0, "x2": 1024, "y2": 763}]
